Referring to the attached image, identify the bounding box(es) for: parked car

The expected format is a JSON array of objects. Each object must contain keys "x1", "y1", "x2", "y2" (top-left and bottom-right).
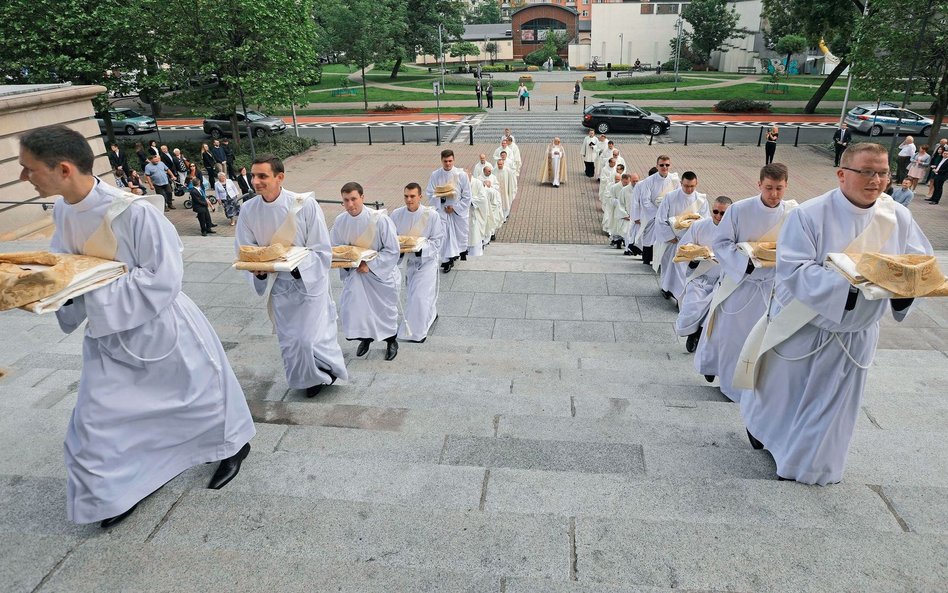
[
  {"x1": 582, "y1": 102, "x2": 670, "y2": 135},
  {"x1": 94, "y1": 108, "x2": 157, "y2": 135},
  {"x1": 202, "y1": 111, "x2": 287, "y2": 139},
  {"x1": 844, "y1": 103, "x2": 933, "y2": 137}
]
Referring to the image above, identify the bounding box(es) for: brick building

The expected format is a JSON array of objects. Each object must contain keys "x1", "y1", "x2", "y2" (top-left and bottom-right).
[{"x1": 510, "y1": 4, "x2": 578, "y2": 61}]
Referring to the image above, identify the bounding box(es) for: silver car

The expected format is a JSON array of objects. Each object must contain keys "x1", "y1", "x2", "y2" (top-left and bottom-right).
[
  {"x1": 94, "y1": 108, "x2": 157, "y2": 135},
  {"x1": 202, "y1": 110, "x2": 287, "y2": 139},
  {"x1": 844, "y1": 103, "x2": 933, "y2": 137}
]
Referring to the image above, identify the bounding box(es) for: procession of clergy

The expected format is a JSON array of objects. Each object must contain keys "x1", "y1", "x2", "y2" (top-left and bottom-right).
[
  {"x1": 583, "y1": 128, "x2": 934, "y2": 487},
  {"x1": 10, "y1": 123, "x2": 938, "y2": 532}
]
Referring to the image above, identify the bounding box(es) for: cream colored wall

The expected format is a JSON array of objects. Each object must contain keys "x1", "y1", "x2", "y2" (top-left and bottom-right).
[
  {"x1": 415, "y1": 40, "x2": 514, "y2": 65},
  {"x1": 0, "y1": 85, "x2": 110, "y2": 240},
  {"x1": 710, "y1": 0, "x2": 763, "y2": 72}
]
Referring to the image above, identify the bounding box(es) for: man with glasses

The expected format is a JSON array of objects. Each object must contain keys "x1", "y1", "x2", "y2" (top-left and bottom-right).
[
  {"x1": 698, "y1": 163, "x2": 795, "y2": 403},
  {"x1": 631, "y1": 155, "x2": 679, "y2": 268},
  {"x1": 675, "y1": 196, "x2": 732, "y2": 354},
  {"x1": 654, "y1": 170, "x2": 709, "y2": 301},
  {"x1": 741, "y1": 143, "x2": 932, "y2": 484}
]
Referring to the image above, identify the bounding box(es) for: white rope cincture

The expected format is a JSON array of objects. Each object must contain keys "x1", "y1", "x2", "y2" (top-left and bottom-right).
[
  {"x1": 771, "y1": 329, "x2": 872, "y2": 370},
  {"x1": 118, "y1": 306, "x2": 180, "y2": 363}
]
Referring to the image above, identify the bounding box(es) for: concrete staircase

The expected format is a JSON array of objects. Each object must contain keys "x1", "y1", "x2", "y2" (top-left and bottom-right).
[{"x1": 1, "y1": 239, "x2": 946, "y2": 592}]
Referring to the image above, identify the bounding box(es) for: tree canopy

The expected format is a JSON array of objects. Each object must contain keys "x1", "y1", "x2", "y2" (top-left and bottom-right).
[
  {"x1": 680, "y1": 0, "x2": 749, "y2": 67},
  {"x1": 468, "y1": 0, "x2": 502, "y2": 24}
]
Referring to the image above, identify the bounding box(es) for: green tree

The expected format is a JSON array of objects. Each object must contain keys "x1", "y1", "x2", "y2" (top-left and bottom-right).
[
  {"x1": 0, "y1": 0, "x2": 145, "y2": 143},
  {"x1": 850, "y1": 0, "x2": 948, "y2": 140},
  {"x1": 680, "y1": 0, "x2": 749, "y2": 68},
  {"x1": 386, "y1": 0, "x2": 465, "y2": 78},
  {"x1": 468, "y1": 0, "x2": 501, "y2": 24},
  {"x1": 153, "y1": 0, "x2": 320, "y2": 148},
  {"x1": 775, "y1": 34, "x2": 809, "y2": 75},
  {"x1": 319, "y1": 0, "x2": 407, "y2": 109},
  {"x1": 762, "y1": 0, "x2": 867, "y2": 113},
  {"x1": 450, "y1": 41, "x2": 482, "y2": 64},
  {"x1": 484, "y1": 41, "x2": 500, "y2": 65}
]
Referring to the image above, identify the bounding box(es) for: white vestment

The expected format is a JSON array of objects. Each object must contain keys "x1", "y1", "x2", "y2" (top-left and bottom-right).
[
  {"x1": 54, "y1": 181, "x2": 254, "y2": 524},
  {"x1": 633, "y1": 172, "x2": 681, "y2": 248},
  {"x1": 741, "y1": 189, "x2": 931, "y2": 484},
  {"x1": 425, "y1": 166, "x2": 472, "y2": 262},
  {"x1": 493, "y1": 146, "x2": 518, "y2": 176},
  {"x1": 482, "y1": 175, "x2": 504, "y2": 238},
  {"x1": 613, "y1": 183, "x2": 634, "y2": 240},
  {"x1": 506, "y1": 141, "x2": 523, "y2": 175},
  {"x1": 468, "y1": 177, "x2": 490, "y2": 256},
  {"x1": 391, "y1": 205, "x2": 444, "y2": 341},
  {"x1": 696, "y1": 196, "x2": 793, "y2": 401},
  {"x1": 472, "y1": 161, "x2": 489, "y2": 180},
  {"x1": 603, "y1": 181, "x2": 623, "y2": 237},
  {"x1": 594, "y1": 140, "x2": 608, "y2": 176},
  {"x1": 330, "y1": 207, "x2": 401, "y2": 341},
  {"x1": 655, "y1": 188, "x2": 709, "y2": 300},
  {"x1": 237, "y1": 189, "x2": 348, "y2": 389},
  {"x1": 495, "y1": 166, "x2": 517, "y2": 219},
  {"x1": 675, "y1": 218, "x2": 721, "y2": 337},
  {"x1": 598, "y1": 165, "x2": 616, "y2": 203},
  {"x1": 582, "y1": 136, "x2": 598, "y2": 164}
]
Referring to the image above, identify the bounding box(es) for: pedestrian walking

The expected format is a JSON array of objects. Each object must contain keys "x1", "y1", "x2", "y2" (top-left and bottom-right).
[
  {"x1": 518, "y1": 82, "x2": 527, "y2": 109},
  {"x1": 486, "y1": 83, "x2": 493, "y2": 108},
  {"x1": 573, "y1": 81, "x2": 580, "y2": 104},
  {"x1": 475, "y1": 80, "x2": 483, "y2": 108},
  {"x1": 764, "y1": 126, "x2": 778, "y2": 165}
]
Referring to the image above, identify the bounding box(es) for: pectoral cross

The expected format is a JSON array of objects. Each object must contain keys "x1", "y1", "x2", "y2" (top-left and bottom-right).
[{"x1": 741, "y1": 357, "x2": 755, "y2": 374}]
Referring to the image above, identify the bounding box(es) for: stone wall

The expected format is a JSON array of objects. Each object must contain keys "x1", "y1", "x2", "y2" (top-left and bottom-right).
[{"x1": 0, "y1": 84, "x2": 108, "y2": 240}]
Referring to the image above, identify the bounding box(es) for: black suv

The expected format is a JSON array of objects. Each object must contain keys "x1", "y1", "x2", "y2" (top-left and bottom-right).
[{"x1": 582, "y1": 101, "x2": 670, "y2": 135}]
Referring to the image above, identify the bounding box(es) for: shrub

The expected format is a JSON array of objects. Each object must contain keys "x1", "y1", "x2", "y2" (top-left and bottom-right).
[
  {"x1": 714, "y1": 98, "x2": 771, "y2": 113},
  {"x1": 524, "y1": 49, "x2": 563, "y2": 67},
  {"x1": 372, "y1": 103, "x2": 408, "y2": 112},
  {"x1": 607, "y1": 74, "x2": 681, "y2": 86},
  {"x1": 661, "y1": 57, "x2": 694, "y2": 72},
  {"x1": 526, "y1": 66, "x2": 539, "y2": 72},
  {"x1": 609, "y1": 64, "x2": 632, "y2": 71}
]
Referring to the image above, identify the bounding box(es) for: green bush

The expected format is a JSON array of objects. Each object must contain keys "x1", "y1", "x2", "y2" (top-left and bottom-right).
[
  {"x1": 116, "y1": 134, "x2": 318, "y2": 174},
  {"x1": 524, "y1": 49, "x2": 562, "y2": 67},
  {"x1": 372, "y1": 103, "x2": 408, "y2": 112},
  {"x1": 443, "y1": 76, "x2": 516, "y2": 89},
  {"x1": 714, "y1": 98, "x2": 771, "y2": 113},
  {"x1": 607, "y1": 74, "x2": 681, "y2": 86},
  {"x1": 661, "y1": 57, "x2": 693, "y2": 72}
]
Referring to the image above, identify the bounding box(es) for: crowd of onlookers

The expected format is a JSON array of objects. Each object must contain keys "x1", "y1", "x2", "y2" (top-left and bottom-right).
[
  {"x1": 107, "y1": 139, "x2": 257, "y2": 235},
  {"x1": 889, "y1": 136, "x2": 948, "y2": 207}
]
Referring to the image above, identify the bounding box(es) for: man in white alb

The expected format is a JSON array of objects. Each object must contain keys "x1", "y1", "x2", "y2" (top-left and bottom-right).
[
  {"x1": 654, "y1": 171, "x2": 709, "y2": 301},
  {"x1": 425, "y1": 149, "x2": 473, "y2": 274},
  {"x1": 632, "y1": 155, "x2": 680, "y2": 268},
  {"x1": 582, "y1": 129, "x2": 598, "y2": 177}
]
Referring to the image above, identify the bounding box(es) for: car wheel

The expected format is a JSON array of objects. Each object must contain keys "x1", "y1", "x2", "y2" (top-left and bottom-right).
[
  {"x1": 210, "y1": 128, "x2": 222, "y2": 140},
  {"x1": 648, "y1": 123, "x2": 663, "y2": 136},
  {"x1": 869, "y1": 125, "x2": 882, "y2": 137},
  {"x1": 921, "y1": 125, "x2": 932, "y2": 137},
  {"x1": 254, "y1": 127, "x2": 268, "y2": 139},
  {"x1": 596, "y1": 122, "x2": 610, "y2": 134},
  {"x1": 124, "y1": 126, "x2": 136, "y2": 136}
]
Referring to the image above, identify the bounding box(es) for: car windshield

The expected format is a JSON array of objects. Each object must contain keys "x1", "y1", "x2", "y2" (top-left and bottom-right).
[
  {"x1": 120, "y1": 110, "x2": 144, "y2": 118},
  {"x1": 245, "y1": 111, "x2": 266, "y2": 121},
  {"x1": 849, "y1": 107, "x2": 869, "y2": 116}
]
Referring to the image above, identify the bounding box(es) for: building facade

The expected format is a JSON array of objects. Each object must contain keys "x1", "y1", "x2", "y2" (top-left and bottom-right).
[{"x1": 510, "y1": 4, "x2": 579, "y2": 60}]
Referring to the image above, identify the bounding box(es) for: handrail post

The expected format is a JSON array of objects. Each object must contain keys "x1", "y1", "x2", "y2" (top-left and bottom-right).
[{"x1": 331, "y1": 126, "x2": 337, "y2": 146}]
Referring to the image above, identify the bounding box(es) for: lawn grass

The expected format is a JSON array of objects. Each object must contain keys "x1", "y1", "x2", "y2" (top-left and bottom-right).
[
  {"x1": 306, "y1": 86, "x2": 474, "y2": 104},
  {"x1": 592, "y1": 83, "x2": 935, "y2": 103}
]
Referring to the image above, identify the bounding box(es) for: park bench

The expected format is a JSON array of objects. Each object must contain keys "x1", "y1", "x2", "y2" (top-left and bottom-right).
[
  {"x1": 737, "y1": 66, "x2": 757, "y2": 74},
  {"x1": 330, "y1": 88, "x2": 359, "y2": 97},
  {"x1": 614, "y1": 71, "x2": 635, "y2": 78}
]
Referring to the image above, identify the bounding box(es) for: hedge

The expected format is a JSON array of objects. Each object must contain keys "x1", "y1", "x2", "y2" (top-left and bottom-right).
[
  {"x1": 607, "y1": 74, "x2": 681, "y2": 87},
  {"x1": 714, "y1": 98, "x2": 772, "y2": 113}
]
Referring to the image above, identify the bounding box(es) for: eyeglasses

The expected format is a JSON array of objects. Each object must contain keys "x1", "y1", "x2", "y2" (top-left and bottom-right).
[
  {"x1": 840, "y1": 167, "x2": 890, "y2": 179},
  {"x1": 657, "y1": 163, "x2": 671, "y2": 167},
  {"x1": 712, "y1": 209, "x2": 725, "y2": 215}
]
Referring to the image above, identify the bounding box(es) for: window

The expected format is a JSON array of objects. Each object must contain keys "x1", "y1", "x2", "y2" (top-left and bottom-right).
[
  {"x1": 656, "y1": 3, "x2": 678, "y2": 14},
  {"x1": 520, "y1": 17, "x2": 568, "y2": 44},
  {"x1": 582, "y1": 9, "x2": 588, "y2": 15},
  {"x1": 640, "y1": 3, "x2": 654, "y2": 13}
]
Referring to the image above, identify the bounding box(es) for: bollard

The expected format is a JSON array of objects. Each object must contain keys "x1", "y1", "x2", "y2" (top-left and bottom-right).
[
  {"x1": 527, "y1": 96, "x2": 531, "y2": 111},
  {"x1": 612, "y1": 96, "x2": 615, "y2": 102},
  {"x1": 721, "y1": 125, "x2": 727, "y2": 147},
  {"x1": 436, "y1": 124, "x2": 441, "y2": 146},
  {"x1": 469, "y1": 125, "x2": 474, "y2": 146},
  {"x1": 794, "y1": 126, "x2": 800, "y2": 147},
  {"x1": 684, "y1": 125, "x2": 689, "y2": 146},
  {"x1": 332, "y1": 126, "x2": 337, "y2": 146},
  {"x1": 504, "y1": 97, "x2": 507, "y2": 111},
  {"x1": 583, "y1": 96, "x2": 587, "y2": 110},
  {"x1": 555, "y1": 96, "x2": 558, "y2": 111},
  {"x1": 401, "y1": 126, "x2": 406, "y2": 145},
  {"x1": 367, "y1": 126, "x2": 372, "y2": 146},
  {"x1": 757, "y1": 126, "x2": 764, "y2": 147},
  {"x1": 649, "y1": 133, "x2": 654, "y2": 146}
]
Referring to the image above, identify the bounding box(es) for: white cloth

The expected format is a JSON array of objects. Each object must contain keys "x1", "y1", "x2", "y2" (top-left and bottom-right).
[
  {"x1": 52, "y1": 180, "x2": 254, "y2": 524},
  {"x1": 581, "y1": 135, "x2": 599, "y2": 163},
  {"x1": 495, "y1": 166, "x2": 517, "y2": 218},
  {"x1": 613, "y1": 182, "x2": 634, "y2": 240},
  {"x1": 214, "y1": 179, "x2": 239, "y2": 200},
  {"x1": 655, "y1": 188, "x2": 709, "y2": 299},
  {"x1": 594, "y1": 140, "x2": 608, "y2": 176},
  {"x1": 237, "y1": 189, "x2": 348, "y2": 389},
  {"x1": 602, "y1": 181, "x2": 623, "y2": 236},
  {"x1": 696, "y1": 196, "x2": 793, "y2": 401},
  {"x1": 482, "y1": 175, "x2": 504, "y2": 238},
  {"x1": 391, "y1": 205, "x2": 444, "y2": 341},
  {"x1": 598, "y1": 165, "x2": 616, "y2": 204},
  {"x1": 331, "y1": 207, "x2": 401, "y2": 341},
  {"x1": 741, "y1": 189, "x2": 931, "y2": 485},
  {"x1": 550, "y1": 146, "x2": 563, "y2": 185},
  {"x1": 468, "y1": 178, "x2": 490, "y2": 256},
  {"x1": 472, "y1": 161, "x2": 489, "y2": 180},
  {"x1": 897, "y1": 142, "x2": 916, "y2": 158},
  {"x1": 425, "y1": 166, "x2": 472, "y2": 262},
  {"x1": 506, "y1": 141, "x2": 523, "y2": 175},
  {"x1": 633, "y1": 172, "x2": 681, "y2": 248},
  {"x1": 675, "y1": 218, "x2": 721, "y2": 337}
]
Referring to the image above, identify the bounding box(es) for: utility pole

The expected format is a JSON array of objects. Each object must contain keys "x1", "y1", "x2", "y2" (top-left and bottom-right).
[
  {"x1": 673, "y1": 15, "x2": 683, "y2": 92},
  {"x1": 439, "y1": 24, "x2": 446, "y2": 95}
]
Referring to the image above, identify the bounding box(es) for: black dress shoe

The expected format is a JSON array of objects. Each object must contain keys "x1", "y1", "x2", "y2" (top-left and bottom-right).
[
  {"x1": 100, "y1": 503, "x2": 139, "y2": 529},
  {"x1": 208, "y1": 442, "x2": 250, "y2": 489},
  {"x1": 356, "y1": 338, "x2": 372, "y2": 357},
  {"x1": 168, "y1": 205, "x2": 176, "y2": 209},
  {"x1": 201, "y1": 232, "x2": 207, "y2": 236},
  {"x1": 623, "y1": 249, "x2": 634, "y2": 256},
  {"x1": 747, "y1": 429, "x2": 764, "y2": 450},
  {"x1": 210, "y1": 223, "x2": 218, "y2": 227},
  {"x1": 685, "y1": 330, "x2": 700, "y2": 353},
  {"x1": 704, "y1": 375, "x2": 715, "y2": 383},
  {"x1": 385, "y1": 339, "x2": 398, "y2": 361},
  {"x1": 661, "y1": 290, "x2": 672, "y2": 300},
  {"x1": 207, "y1": 230, "x2": 217, "y2": 234},
  {"x1": 459, "y1": 250, "x2": 468, "y2": 261}
]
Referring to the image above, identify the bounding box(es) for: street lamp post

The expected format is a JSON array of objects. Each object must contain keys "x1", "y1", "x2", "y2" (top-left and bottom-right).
[
  {"x1": 619, "y1": 33, "x2": 624, "y2": 66},
  {"x1": 673, "y1": 15, "x2": 684, "y2": 92}
]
